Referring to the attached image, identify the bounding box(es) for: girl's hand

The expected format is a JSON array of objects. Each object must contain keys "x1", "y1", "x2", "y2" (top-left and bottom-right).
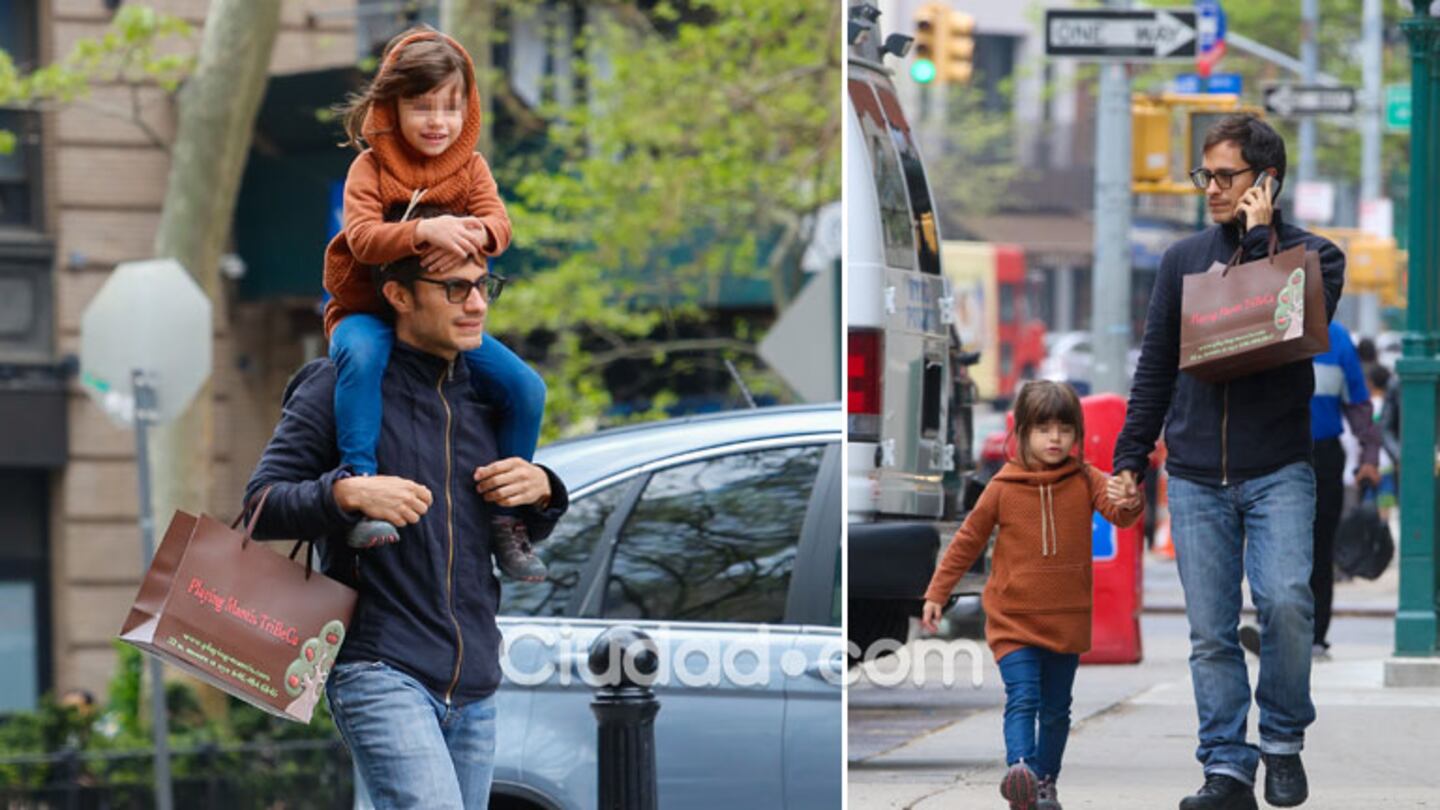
[
  {"x1": 417, "y1": 216, "x2": 490, "y2": 268},
  {"x1": 419, "y1": 245, "x2": 467, "y2": 275},
  {"x1": 921, "y1": 600, "x2": 943, "y2": 633}
]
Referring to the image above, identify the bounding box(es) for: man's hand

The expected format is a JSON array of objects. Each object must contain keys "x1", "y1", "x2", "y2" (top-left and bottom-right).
[
  {"x1": 474, "y1": 458, "x2": 552, "y2": 508},
  {"x1": 1355, "y1": 462, "x2": 1382, "y2": 489},
  {"x1": 333, "y1": 475, "x2": 433, "y2": 526},
  {"x1": 416, "y1": 215, "x2": 489, "y2": 270},
  {"x1": 1236, "y1": 174, "x2": 1274, "y2": 232},
  {"x1": 921, "y1": 600, "x2": 944, "y2": 634}
]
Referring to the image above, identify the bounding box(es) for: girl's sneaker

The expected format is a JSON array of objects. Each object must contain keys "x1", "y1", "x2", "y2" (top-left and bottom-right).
[
  {"x1": 348, "y1": 519, "x2": 401, "y2": 549},
  {"x1": 1000, "y1": 763, "x2": 1038, "y2": 810},
  {"x1": 1037, "y1": 776, "x2": 1062, "y2": 809},
  {"x1": 493, "y1": 515, "x2": 547, "y2": 582}
]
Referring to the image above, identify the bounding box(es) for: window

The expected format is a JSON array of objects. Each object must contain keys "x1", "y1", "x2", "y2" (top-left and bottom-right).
[
  {"x1": 499, "y1": 483, "x2": 628, "y2": 618},
  {"x1": 0, "y1": 470, "x2": 49, "y2": 713},
  {"x1": 0, "y1": 0, "x2": 41, "y2": 229},
  {"x1": 603, "y1": 446, "x2": 824, "y2": 624},
  {"x1": 849, "y1": 79, "x2": 915, "y2": 271},
  {"x1": 874, "y1": 84, "x2": 941, "y2": 276}
]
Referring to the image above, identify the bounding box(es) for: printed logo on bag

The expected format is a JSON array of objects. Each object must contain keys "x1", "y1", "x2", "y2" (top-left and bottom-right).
[
  {"x1": 186, "y1": 577, "x2": 302, "y2": 645},
  {"x1": 1273, "y1": 269, "x2": 1306, "y2": 339},
  {"x1": 283, "y1": 620, "x2": 347, "y2": 718}
]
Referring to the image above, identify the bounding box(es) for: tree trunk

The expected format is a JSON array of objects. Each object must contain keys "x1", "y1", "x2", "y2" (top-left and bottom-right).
[
  {"x1": 149, "y1": 0, "x2": 281, "y2": 528},
  {"x1": 442, "y1": 0, "x2": 497, "y2": 156}
]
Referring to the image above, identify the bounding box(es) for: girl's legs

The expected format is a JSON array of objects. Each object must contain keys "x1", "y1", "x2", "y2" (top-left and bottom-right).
[
  {"x1": 462, "y1": 336, "x2": 548, "y2": 582},
  {"x1": 330, "y1": 314, "x2": 394, "y2": 476},
  {"x1": 997, "y1": 647, "x2": 1042, "y2": 809},
  {"x1": 330, "y1": 315, "x2": 400, "y2": 548},
  {"x1": 1034, "y1": 651, "x2": 1081, "y2": 782},
  {"x1": 461, "y1": 336, "x2": 546, "y2": 461}
]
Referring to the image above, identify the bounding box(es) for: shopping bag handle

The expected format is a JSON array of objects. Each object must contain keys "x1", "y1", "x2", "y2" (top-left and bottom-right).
[
  {"x1": 1224, "y1": 227, "x2": 1280, "y2": 276},
  {"x1": 232, "y1": 486, "x2": 317, "y2": 580}
]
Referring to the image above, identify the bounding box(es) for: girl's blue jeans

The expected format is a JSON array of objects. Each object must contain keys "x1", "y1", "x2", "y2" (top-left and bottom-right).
[
  {"x1": 996, "y1": 646, "x2": 1080, "y2": 782},
  {"x1": 330, "y1": 313, "x2": 546, "y2": 476}
]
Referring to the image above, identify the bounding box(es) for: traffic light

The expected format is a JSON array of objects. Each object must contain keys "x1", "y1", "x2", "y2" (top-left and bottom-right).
[
  {"x1": 1132, "y1": 98, "x2": 1170, "y2": 183},
  {"x1": 911, "y1": 2, "x2": 945, "y2": 84},
  {"x1": 939, "y1": 10, "x2": 975, "y2": 84}
]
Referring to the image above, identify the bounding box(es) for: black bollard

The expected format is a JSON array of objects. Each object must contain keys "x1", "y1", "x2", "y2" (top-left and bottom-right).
[{"x1": 588, "y1": 626, "x2": 661, "y2": 810}]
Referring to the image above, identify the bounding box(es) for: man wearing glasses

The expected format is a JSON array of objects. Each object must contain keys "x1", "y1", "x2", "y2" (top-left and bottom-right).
[
  {"x1": 244, "y1": 206, "x2": 570, "y2": 808},
  {"x1": 1111, "y1": 115, "x2": 1345, "y2": 810}
]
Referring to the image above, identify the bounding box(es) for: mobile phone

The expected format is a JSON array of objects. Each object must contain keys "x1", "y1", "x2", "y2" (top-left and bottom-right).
[{"x1": 1238, "y1": 172, "x2": 1272, "y2": 228}]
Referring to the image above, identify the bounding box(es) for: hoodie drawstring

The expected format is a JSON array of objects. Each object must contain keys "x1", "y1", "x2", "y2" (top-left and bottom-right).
[{"x1": 1039, "y1": 484, "x2": 1059, "y2": 556}]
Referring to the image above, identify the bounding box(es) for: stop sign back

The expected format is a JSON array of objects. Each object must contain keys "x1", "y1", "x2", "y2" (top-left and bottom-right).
[{"x1": 80, "y1": 258, "x2": 213, "y2": 426}]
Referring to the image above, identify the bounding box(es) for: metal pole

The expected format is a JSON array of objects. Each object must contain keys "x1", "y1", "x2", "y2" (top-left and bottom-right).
[
  {"x1": 1362, "y1": 0, "x2": 1384, "y2": 203},
  {"x1": 132, "y1": 371, "x2": 173, "y2": 810},
  {"x1": 589, "y1": 627, "x2": 660, "y2": 810},
  {"x1": 1394, "y1": 5, "x2": 1440, "y2": 658},
  {"x1": 1297, "y1": 0, "x2": 1319, "y2": 202},
  {"x1": 1090, "y1": 0, "x2": 1133, "y2": 396}
]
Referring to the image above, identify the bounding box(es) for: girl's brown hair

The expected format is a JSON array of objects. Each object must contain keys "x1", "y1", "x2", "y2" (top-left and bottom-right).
[
  {"x1": 1009, "y1": 380, "x2": 1086, "y2": 470},
  {"x1": 337, "y1": 25, "x2": 473, "y2": 150}
]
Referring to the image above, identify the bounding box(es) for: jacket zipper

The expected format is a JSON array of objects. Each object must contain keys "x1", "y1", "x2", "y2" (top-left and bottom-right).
[
  {"x1": 437, "y1": 361, "x2": 464, "y2": 705},
  {"x1": 1221, "y1": 383, "x2": 1230, "y2": 486}
]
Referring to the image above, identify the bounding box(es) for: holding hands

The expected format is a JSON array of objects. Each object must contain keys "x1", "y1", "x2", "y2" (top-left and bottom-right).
[{"x1": 1108, "y1": 470, "x2": 1143, "y2": 513}]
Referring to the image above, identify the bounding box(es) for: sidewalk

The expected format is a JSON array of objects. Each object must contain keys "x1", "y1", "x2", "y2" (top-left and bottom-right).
[
  {"x1": 1145, "y1": 550, "x2": 1401, "y2": 618},
  {"x1": 848, "y1": 561, "x2": 1440, "y2": 809}
]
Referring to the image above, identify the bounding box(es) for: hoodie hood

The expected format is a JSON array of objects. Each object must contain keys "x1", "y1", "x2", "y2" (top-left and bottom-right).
[
  {"x1": 991, "y1": 458, "x2": 1086, "y2": 487},
  {"x1": 362, "y1": 29, "x2": 483, "y2": 192}
]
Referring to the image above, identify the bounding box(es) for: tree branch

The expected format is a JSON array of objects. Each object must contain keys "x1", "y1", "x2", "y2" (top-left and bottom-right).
[{"x1": 585, "y1": 337, "x2": 761, "y2": 370}]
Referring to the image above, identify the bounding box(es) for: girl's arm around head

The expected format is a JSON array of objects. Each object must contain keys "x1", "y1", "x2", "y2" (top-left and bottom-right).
[
  {"x1": 466, "y1": 154, "x2": 513, "y2": 256},
  {"x1": 922, "y1": 483, "x2": 1001, "y2": 606},
  {"x1": 342, "y1": 153, "x2": 424, "y2": 264},
  {"x1": 1090, "y1": 465, "x2": 1145, "y2": 529}
]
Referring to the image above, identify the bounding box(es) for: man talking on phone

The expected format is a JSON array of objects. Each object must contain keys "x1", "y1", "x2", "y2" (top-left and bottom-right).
[{"x1": 1110, "y1": 115, "x2": 1345, "y2": 810}]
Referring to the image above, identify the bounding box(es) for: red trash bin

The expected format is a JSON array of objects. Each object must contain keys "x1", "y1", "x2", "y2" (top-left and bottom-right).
[{"x1": 1079, "y1": 393, "x2": 1144, "y2": 664}]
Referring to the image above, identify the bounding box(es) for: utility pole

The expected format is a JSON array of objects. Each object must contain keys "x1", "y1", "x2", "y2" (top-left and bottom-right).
[
  {"x1": 1358, "y1": 0, "x2": 1385, "y2": 336},
  {"x1": 1090, "y1": 0, "x2": 1133, "y2": 396},
  {"x1": 1391, "y1": 0, "x2": 1440, "y2": 673},
  {"x1": 1297, "y1": 0, "x2": 1319, "y2": 197}
]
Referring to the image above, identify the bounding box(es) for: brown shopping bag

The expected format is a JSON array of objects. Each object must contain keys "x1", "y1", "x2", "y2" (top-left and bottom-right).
[
  {"x1": 1179, "y1": 230, "x2": 1329, "y2": 382},
  {"x1": 118, "y1": 489, "x2": 357, "y2": 723}
]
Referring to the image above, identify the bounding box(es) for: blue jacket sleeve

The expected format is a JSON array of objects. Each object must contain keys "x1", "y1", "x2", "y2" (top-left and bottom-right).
[
  {"x1": 242, "y1": 361, "x2": 361, "y2": 541},
  {"x1": 1113, "y1": 245, "x2": 1182, "y2": 479}
]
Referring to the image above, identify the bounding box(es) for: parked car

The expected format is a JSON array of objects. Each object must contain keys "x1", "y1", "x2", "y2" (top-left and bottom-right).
[{"x1": 490, "y1": 404, "x2": 843, "y2": 810}]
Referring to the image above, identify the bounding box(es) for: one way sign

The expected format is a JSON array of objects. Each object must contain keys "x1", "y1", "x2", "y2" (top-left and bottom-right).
[
  {"x1": 1045, "y1": 9, "x2": 1198, "y2": 61},
  {"x1": 1263, "y1": 84, "x2": 1358, "y2": 117}
]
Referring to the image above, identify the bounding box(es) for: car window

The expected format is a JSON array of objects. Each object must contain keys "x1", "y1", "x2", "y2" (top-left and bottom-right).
[
  {"x1": 499, "y1": 483, "x2": 628, "y2": 617},
  {"x1": 849, "y1": 78, "x2": 915, "y2": 271},
  {"x1": 602, "y1": 445, "x2": 825, "y2": 624}
]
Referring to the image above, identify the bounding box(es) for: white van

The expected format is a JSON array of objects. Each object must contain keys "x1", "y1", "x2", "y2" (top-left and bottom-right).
[{"x1": 846, "y1": 0, "x2": 978, "y2": 658}]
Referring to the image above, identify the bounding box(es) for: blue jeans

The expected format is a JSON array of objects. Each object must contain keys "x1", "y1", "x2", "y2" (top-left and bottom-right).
[
  {"x1": 996, "y1": 647, "x2": 1080, "y2": 782},
  {"x1": 1168, "y1": 461, "x2": 1317, "y2": 786},
  {"x1": 327, "y1": 661, "x2": 497, "y2": 809},
  {"x1": 330, "y1": 314, "x2": 546, "y2": 476}
]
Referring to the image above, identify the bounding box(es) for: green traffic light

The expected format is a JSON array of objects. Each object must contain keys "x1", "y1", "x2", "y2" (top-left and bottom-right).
[{"x1": 911, "y1": 58, "x2": 937, "y2": 84}]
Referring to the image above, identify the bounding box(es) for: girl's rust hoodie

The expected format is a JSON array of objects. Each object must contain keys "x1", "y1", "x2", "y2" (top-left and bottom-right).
[{"x1": 924, "y1": 458, "x2": 1143, "y2": 662}]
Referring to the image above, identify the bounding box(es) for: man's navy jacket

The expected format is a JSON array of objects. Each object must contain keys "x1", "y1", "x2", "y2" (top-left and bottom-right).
[
  {"x1": 1113, "y1": 211, "x2": 1345, "y2": 486},
  {"x1": 244, "y1": 341, "x2": 569, "y2": 706}
]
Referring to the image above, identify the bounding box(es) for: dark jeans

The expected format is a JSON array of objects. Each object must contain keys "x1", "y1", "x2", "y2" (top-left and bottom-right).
[
  {"x1": 996, "y1": 646, "x2": 1080, "y2": 782},
  {"x1": 1312, "y1": 437, "x2": 1345, "y2": 648}
]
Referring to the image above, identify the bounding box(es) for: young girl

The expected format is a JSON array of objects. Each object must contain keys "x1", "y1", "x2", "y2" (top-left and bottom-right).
[
  {"x1": 921, "y1": 381, "x2": 1143, "y2": 810},
  {"x1": 325, "y1": 26, "x2": 548, "y2": 581}
]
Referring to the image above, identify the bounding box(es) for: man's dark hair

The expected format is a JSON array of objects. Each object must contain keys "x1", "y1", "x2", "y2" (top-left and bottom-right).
[
  {"x1": 1367, "y1": 363, "x2": 1391, "y2": 392},
  {"x1": 372, "y1": 203, "x2": 460, "y2": 316},
  {"x1": 1356, "y1": 336, "x2": 1378, "y2": 365},
  {"x1": 1203, "y1": 114, "x2": 1287, "y2": 193}
]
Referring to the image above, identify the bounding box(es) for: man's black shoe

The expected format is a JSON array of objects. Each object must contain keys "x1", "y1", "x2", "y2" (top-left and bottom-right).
[
  {"x1": 1238, "y1": 623, "x2": 1261, "y2": 657},
  {"x1": 1263, "y1": 753, "x2": 1308, "y2": 807},
  {"x1": 1178, "y1": 773, "x2": 1258, "y2": 810}
]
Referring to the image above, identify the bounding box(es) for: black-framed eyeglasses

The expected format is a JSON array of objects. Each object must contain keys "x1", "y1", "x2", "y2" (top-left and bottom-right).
[
  {"x1": 1188, "y1": 166, "x2": 1258, "y2": 191},
  {"x1": 414, "y1": 274, "x2": 506, "y2": 304}
]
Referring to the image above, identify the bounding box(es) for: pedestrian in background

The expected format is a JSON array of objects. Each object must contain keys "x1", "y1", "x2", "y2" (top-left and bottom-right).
[
  {"x1": 922, "y1": 381, "x2": 1144, "y2": 810},
  {"x1": 1239, "y1": 321, "x2": 1381, "y2": 662}
]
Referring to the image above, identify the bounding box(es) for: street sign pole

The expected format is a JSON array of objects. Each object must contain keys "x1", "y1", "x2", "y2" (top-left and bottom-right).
[
  {"x1": 132, "y1": 370, "x2": 173, "y2": 810},
  {"x1": 1090, "y1": 0, "x2": 1133, "y2": 397},
  {"x1": 1393, "y1": 4, "x2": 1440, "y2": 662},
  {"x1": 1298, "y1": 0, "x2": 1319, "y2": 194}
]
